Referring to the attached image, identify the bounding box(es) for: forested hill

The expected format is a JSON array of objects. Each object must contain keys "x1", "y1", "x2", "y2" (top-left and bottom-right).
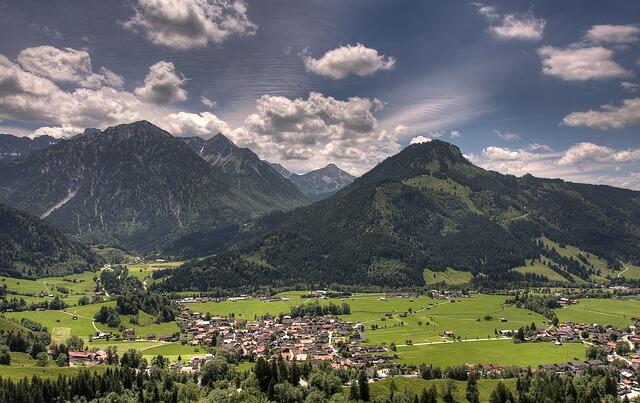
[
  {"x1": 0, "y1": 204, "x2": 101, "y2": 278},
  {"x1": 158, "y1": 140, "x2": 640, "y2": 291}
]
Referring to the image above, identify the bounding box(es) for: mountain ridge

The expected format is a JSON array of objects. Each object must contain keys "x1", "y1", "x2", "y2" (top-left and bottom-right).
[
  {"x1": 0, "y1": 121, "x2": 308, "y2": 252},
  {"x1": 157, "y1": 139, "x2": 640, "y2": 291}
]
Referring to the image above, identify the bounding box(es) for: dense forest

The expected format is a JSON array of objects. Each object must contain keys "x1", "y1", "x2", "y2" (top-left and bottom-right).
[{"x1": 0, "y1": 204, "x2": 101, "y2": 278}]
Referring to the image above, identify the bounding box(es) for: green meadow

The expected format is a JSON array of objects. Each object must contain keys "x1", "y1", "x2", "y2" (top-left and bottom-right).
[
  {"x1": 554, "y1": 297, "x2": 640, "y2": 328},
  {"x1": 395, "y1": 339, "x2": 585, "y2": 368}
]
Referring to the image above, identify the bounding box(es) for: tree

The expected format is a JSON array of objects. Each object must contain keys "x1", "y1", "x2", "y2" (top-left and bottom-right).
[
  {"x1": 441, "y1": 379, "x2": 457, "y2": 403},
  {"x1": 0, "y1": 345, "x2": 11, "y2": 365},
  {"x1": 466, "y1": 372, "x2": 480, "y2": 403},
  {"x1": 66, "y1": 335, "x2": 84, "y2": 351},
  {"x1": 56, "y1": 353, "x2": 68, "y2": 367},
  {"x1": 358, "y1": 370, "x2": 370, "y2": 401},
  {"x1": 489, "y1": 381, "x2": 514, "y2": 403},
  {"x1": 35, "y1": 351, "x2": 49, "y2": 367},
  {"x1": 349, "y1": 382, "x2": 360, "y2": 401},
  {"x1": 178, "y1": 380, "x2": 200, "y2": 402}
]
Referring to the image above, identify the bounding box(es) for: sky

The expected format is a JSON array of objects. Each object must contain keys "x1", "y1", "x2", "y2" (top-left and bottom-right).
[{"x1": 0, "y1": 0, "x2": 639, "y2": 188}]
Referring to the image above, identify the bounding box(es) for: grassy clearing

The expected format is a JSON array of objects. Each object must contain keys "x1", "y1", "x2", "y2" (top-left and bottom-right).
[
  {"x1": 369, "y1": 377, "x2": 517, "y2": 401},
  {"x1": 423, "y1": 268, "x2": 473, "y2": 286},
  {"x1": 555, "y1": 298, "x2": 640, "y2": 328},
  {"x1": 541, "y1": 236, "x2": 640, "y2": 281},
  {"x1": 512, "y1": 259, "x2": 568, "y2": 283},
  {"x1": 396, "y1": 339, "x2": 585, "y2": 368}
]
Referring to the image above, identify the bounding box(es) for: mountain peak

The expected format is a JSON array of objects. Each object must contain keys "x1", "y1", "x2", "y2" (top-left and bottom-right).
[
  {"x1": 356, "y1": 138, "x2": 470, "y2": 186},
  {"x1": 100, "y1": 120, "x2": 172, "y2": 140}
]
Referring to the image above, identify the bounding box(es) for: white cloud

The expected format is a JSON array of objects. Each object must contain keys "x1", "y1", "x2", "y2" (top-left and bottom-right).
[
  {"x1": 621, "y1": 82, "x2": 640, "y2": 93},
  {"x1": 527, "y1": 143, "x2": 552, "y2": 152},
  {"x1": 200, "y1": 96, "x2": 216, "y2": 108},
  {"x1": 537, "y1": 46, "x2": 631, "y2": 81},
  {"x1": 585, "y1": 24, "x2": 640, "y2": 45},
  {"x1": 409, "y1": 136, "x2": 433, "y2": 144},
  {"x1": 302, "y1": 43, "x2": 395, "y2": 79},
  {"x1": 229, "y1": 92, "x2": 400, "y2": 174},
  {"x1": 489, "y1": 13, "x2": 545, "y2": 41},
  {"x1": 450, "y1": 130, "x2": 461, "y2": 139},
  {"x1": 562, "y1": 98, "x2": 640, "y2": 130},
  {"x1": 123, "y1": 0, "x2": 257, "y2": 49},
  {"x1": 159, "y1": 111, "x2": 230, "y2": 137},
  {"x1": 32, "y1": 125, "x2": 81, "y2": 138},
  {"x1": 17, "y1": 46, "x2": 91, "y2": 82},
  {"x1": 134, "y1": 61, "x2": 187, "y2": 105},
  {"x1": 559, "y1": 142, "x2": 640, "y2": 165},
  {"x1": 475, "y1": 4, "x2": 545, "y2": 41},
  {"x1": 79, "y1": 67, "x2": 125, "y2": 89},
  {"x1": 482, "y1": 146, "x2": 539, "y2": 162},
  {"x1": 494, "y1": 130, "x2": 519, "y2": 140}
]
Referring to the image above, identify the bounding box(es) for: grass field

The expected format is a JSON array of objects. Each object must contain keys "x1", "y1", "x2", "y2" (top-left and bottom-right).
[
  {"x1": 395, "y1": 339, "x2": 586, "y2": 367},
  {"x1": 555, "y1": 297, "x2": 640, "y2": 328},
  {"x1": 423, "y1": 268, "x2": 473, "y2": 285},
  {"x1": 368, "y1": 377, "x2": 517, "y2": 401}
]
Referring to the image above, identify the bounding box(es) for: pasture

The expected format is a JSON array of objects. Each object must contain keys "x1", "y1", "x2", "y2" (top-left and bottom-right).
[
  {"x1": 395, "y1": 339, "x2": 585, "y2": 368},
  {"x1": 554, "y1": 297, "x2": 640, "y2": 328}
]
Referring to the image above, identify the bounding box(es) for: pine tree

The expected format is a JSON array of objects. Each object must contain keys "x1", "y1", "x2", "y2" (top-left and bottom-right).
[
  {"x1": 466, "y1": 372, "x2": 480, "y2": 403},
  {"x1": 358, "y1": 370, "x2": 370, "y2": 401}
]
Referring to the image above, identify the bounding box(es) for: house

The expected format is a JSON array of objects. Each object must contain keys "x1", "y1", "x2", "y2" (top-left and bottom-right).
[{"x1": 69, "y1": 351, "x2": 101, "y2": 366}]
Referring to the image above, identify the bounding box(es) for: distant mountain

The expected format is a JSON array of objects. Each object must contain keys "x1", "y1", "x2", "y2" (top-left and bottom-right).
[
  {"x1": 0, "y1": 121, "x2": 308, "y2": 252},
  {"x1": 158, "y1": 139, "x2": 640, "y2": 291},
  {"x1": 180, "y1": 134, "x2": 308, "y2": 209},
  {"x1": 0, "y1": 204, "x2": 101, "y2": 278},
  {"x1": 287, "y1": 164, "x2": 356, "y2": 201},
  {"x1": 0, "y1": 134, "x2": 59, "y2": 159},
  {"x1": 266, "y1": 162, "x2": 293, "y2": 179},
  {"x1": 266, "y1": 161, "x2": 356, "y2": 201}
]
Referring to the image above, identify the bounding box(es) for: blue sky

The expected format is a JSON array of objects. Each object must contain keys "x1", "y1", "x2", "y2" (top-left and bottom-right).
[{"x1": 0, "y1": 0, "x2": 639, "y2": 188}]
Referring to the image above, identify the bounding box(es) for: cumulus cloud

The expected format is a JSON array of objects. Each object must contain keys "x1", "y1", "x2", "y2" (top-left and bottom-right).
[
  {"x1": 537, "y1": 46, "x2": 630, "y2": 81},
  {"x1": 17, "y1": 46, "x2": 92, "y2": 82},
  {"x1": 228, "y1": 92, "x2": 400, "y2": 174},
  {"x1": 123, "y1": 0, "x2": 257, "y2": 49},
  {"x1": 562, "y1": 98, "x2": 640, "y2": 130},
  {"x1": 494, "y1": 130, "x2": 519, "y2": 140},
  {"x1": 559, "y1": 142, "x2": 640, "y2": 165},
  {"x1": 585, "y1": 24, "x2": 640, "y2": 45},
  {"x1": 409, "y1": 136, "x2": 433, "y2": 144},
  {"x1": 158, "y1": 111, "x2": 230, "y2": 137},
  {"x1": 302, "y1": 43, "x2": 395, "y2": 79},
  {"x1": 79, "y1": 67, "x2": 125, "y2": 89},
  {"x1": 134, "y1": 61, "x2": 187, "y2": 105},
  {"x1": 475, "y1": 4, "x2": 545, "y2": 41},
  {"x1": 621, "y1": 82, "x2": 640, "y2": 93},
  {"x1": 200, "y1": 96, "x2": 216, "y2": 108}
]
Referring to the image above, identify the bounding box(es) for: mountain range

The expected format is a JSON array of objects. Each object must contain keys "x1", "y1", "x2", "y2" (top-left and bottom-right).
[
  {"x1": 158, "y1": 140, "x2": 640, "y2": 291},
  {"x1": 0, "y1": 121, "x2": 308, "y2": 252}
]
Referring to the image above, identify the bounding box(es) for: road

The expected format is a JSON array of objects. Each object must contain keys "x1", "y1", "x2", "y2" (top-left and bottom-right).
[{"x1": 396, "y1": 336, "x2": 511, "y2": 348}]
